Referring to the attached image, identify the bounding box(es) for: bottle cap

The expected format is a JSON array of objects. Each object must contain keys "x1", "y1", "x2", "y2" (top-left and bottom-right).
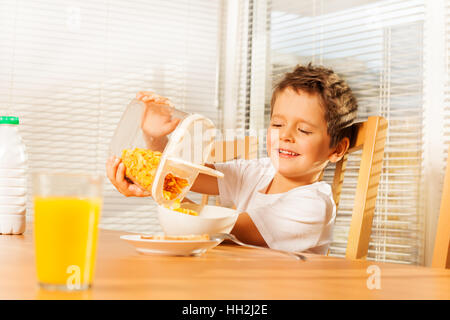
[{"x1": 0, "y1": 116, "x2": 19, "y2": 125}]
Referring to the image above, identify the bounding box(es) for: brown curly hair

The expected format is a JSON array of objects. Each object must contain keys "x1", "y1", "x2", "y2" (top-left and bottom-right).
[{"x1": 271, "y1": 63, "x2": 358, "y2": 147}]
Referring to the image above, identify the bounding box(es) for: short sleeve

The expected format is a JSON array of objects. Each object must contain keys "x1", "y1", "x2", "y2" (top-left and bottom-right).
[
  {"x1": 248, "y1": 189, "x2": 335, "y2": 254},
  {"x1": 213, "y1": 159, "x2": 247, "y2": 207}
]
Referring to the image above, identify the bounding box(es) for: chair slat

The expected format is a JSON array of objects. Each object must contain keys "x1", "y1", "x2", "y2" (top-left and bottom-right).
[
  {"x1": 345, "y1": 116, "x2": 388, "y2": 260},
  {"x1": 432, "y1": 146, "x2": 450, "y2": 268}
]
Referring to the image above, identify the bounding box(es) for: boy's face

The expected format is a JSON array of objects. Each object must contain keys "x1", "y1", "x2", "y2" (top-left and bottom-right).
[{"x1": 267, "y1": 87, "x2": 335, "y2": 183}]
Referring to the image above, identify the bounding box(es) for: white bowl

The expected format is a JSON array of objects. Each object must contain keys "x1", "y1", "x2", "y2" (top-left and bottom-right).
[{"x1": 157, "y1": 203, "x2": 239, "y2": 236}]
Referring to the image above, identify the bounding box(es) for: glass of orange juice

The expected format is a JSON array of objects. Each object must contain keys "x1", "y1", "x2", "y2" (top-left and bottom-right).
[{"x1": 33, "y1": 172, "x2": 102, "y2": 291}]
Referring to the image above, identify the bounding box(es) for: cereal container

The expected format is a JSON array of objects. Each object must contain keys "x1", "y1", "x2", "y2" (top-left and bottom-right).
[{"x1": 109, "y1": 98, "x2": 223, "y2": 209}]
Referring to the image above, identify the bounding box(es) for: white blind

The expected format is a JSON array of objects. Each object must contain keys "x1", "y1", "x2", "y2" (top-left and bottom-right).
[
  {"x1": 216, "y1": 0, "x2": 270, "y2": 158},
  {"x1": 0, "y1": 0, "x2": 223, "y2": 233},
  {"x1": 260, "y1": 0, "x2": 425, "y2": 264},
  {"x1": 445, "y1": 1, "x2": 450, "y2": 161},
  {"x1": 217, "y1": 0, "x2": 253, "y2": 136}
]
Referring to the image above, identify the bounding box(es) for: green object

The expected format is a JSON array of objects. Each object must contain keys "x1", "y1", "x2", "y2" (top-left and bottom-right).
[{"x1": 0, "y1": 116, "x2": 19, "y2": 125}]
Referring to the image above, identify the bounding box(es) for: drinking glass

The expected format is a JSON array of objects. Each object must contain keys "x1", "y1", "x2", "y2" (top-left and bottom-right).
[{"x1": 33, "y1": 172, "x2": 102, "y2": 291}]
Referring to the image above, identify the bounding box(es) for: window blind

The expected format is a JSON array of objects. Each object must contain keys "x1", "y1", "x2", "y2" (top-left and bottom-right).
[
  {"x1": 216, "y1": 0, "x2": 253, "y2": 137},
  {"x1": 445, "y1": 1, "x2": 450, "y2": 164},
  {"x1": 0, "y1": 0, "x2": 223, "y2": 233},
  {"x1": 215, "y1": 0, "x2": 270, "y2": 157},
  {"x1": 259, "y1": 0, "x2": 425, "y2": 264}
]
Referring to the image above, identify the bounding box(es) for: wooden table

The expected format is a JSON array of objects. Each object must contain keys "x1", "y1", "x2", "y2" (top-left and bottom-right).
[{"x1": 1, "y1": 225, "x2": 449, "y2": 300}]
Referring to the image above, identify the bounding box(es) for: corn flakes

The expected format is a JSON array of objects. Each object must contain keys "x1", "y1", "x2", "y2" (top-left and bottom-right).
[
  {"x1": 121, "y1": 148, "x2": 161, "y2": 190},
  {"x1": 121, "y1": 148, "x2": 198, "y2": 215},
  {"x1": 168, "y1": 199, "x2": 199, "y2": 216}
]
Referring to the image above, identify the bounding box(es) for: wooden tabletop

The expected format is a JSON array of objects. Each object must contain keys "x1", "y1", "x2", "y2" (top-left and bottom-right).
[{"x1": 1, "y1": 225, "x2": 449, "y2": 300}]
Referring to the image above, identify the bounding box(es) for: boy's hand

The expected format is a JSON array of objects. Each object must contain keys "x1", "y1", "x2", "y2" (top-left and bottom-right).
[
  {"x1": 137, "y1": 91, "x2": 181, "y2": 144},
  {"x1": 106, "y1": 156, "x2": 151, "y2": 197}
]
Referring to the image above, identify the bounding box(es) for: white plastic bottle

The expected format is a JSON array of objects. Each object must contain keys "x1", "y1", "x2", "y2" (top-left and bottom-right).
[{"x1": 0, "y1": 116, "x2": 27, "y2": 234}]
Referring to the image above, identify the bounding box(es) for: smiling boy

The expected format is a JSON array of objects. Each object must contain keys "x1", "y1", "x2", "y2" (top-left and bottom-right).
[{"x1": 106, "y1": 63, "x2": 358, "y2": 254}]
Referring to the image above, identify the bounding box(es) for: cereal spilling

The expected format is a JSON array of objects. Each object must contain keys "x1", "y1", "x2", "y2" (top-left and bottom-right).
[
  {"x1": 163, "y1": 173, "x2": 189, "y2": 201},
  {"x1": 121, "y1": 148, "x2": 190, "y2": 202},
  {"x1": 167, "y1": 199, "x2": 199, "y2": 216},
  {"x1": 172, "y1": 207, "x2": 199, "y2": 216}
]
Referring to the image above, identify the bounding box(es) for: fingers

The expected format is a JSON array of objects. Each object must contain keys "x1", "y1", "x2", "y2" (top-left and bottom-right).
[
  {"x1": 136, "y1": 91, "x2": 153, "y2": 99},
  {"x1": 106, "y1": 156, "x2": 127, "y2": 195},
  {"x1": 106, "y1": 155, "x2": 152, "y2": 197},
  {"x1": 106, "y1": 156, "x2": 130, "y2": 195},
  {"x1": 129, "y1": 184, "x2": 152, "y2": 197},
  {"x1": 115, "y1": 161, "x2": 127, "y2": 186},
  {"x1": 106, "y1": 156, "x2": 120, "y2": 186},
  {"x1": 115, "y1": 161, "x2": 137, "y2": 196},
  {"x1": 138, "y1": 91, "x2": 164, "y2": 102},
  {"x1": 107, "y1": 156, "x2": 129, "y2": 195},
  {"x1": 136, "y1": 91, "x2": 175, "y2": 107}
]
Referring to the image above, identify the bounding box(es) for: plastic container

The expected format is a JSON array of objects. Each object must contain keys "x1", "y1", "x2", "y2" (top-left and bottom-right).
[
  {"x1": 109, "y1": 98, "x2": 224, "y2": 208},
  {"x1": 0, "y1": 116, "x2": 27, "y2": 234}
]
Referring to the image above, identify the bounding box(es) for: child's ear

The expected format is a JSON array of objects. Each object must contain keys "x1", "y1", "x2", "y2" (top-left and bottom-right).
[{"x1": 328, "y1": 137, "x2": 350, "y2": 163}]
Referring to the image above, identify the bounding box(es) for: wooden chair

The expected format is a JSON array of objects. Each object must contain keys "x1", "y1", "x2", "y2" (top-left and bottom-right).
[
  {"x1": 327, "y1": 116, "x2": 388, "y2": 260},
  {"x1": 432, "y1": 145, "x2": 450, "y2": 268},
  {"x1": 201, "y1": 136, "x2": 258, "y2": 206}
]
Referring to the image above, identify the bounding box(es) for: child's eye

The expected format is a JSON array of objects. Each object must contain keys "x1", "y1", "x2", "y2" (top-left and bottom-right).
[
  {"x1": 271, "y1": 123, "x2": 282, "y2": 127},
  {"x1": 299, "y1": 129, "x2": 312, "y2": 134}
]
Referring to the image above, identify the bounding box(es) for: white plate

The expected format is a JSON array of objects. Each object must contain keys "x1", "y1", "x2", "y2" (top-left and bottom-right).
[{"x1": 120, "y1": 234, "x2": 222, "y2": 256}]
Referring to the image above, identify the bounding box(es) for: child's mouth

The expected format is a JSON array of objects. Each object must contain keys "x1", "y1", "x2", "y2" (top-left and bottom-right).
[{"x1": 277, "y1": 148, "x2": 300, "y2": 158}]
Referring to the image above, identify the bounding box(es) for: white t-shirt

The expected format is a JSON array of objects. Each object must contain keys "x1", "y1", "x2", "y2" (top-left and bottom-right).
[{"x1": 214, "y1": 157, "x2": 336, "y2": 255}]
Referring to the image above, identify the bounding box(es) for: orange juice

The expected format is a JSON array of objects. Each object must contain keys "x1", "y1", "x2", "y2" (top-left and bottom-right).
[{"x1": 34, "y1": 196, "x2": 101, "y2": 289}]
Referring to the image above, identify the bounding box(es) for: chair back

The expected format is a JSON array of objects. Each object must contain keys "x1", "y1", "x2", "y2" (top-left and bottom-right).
[
  {"x1": 432, "y1": 145, "x2": 450, "y2": 268},
  {"x1": 329, "y1": 116, "x2": 388, "y2": 260}
]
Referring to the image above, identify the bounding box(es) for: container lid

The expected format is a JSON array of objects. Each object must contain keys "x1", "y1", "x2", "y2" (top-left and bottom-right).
[
  {"x1": 151, "y1": 113, "x2": 224, "y2": 207},
  {"x1": 0, "y1": 116, "x2": 19, "y2": 125}
]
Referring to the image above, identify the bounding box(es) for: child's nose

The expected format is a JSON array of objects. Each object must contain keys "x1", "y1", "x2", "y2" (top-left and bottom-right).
[{"x1": 280, "y1": 127, "x2": 295, "y2": 142}]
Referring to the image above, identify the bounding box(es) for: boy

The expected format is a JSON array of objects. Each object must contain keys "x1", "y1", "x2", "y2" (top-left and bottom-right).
[{"x1": 106, "y1": 63, "x2": 358, "y2": 254}]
